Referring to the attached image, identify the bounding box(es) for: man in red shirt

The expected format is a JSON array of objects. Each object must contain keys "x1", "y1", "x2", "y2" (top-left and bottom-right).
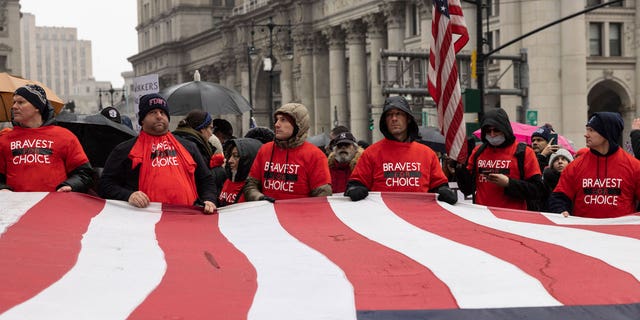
[
  {"x1": 244, "y1": 103, "x2": 331, "y2": 201},
  {"x1": 549, "y1": 112, "x2": 640, "y2": 218},
  {"x1": 456, "y1": 108, "x2": 543, "y2": 210},
  {"x1": 0, "y1": 84, "x2": 93, "y2": 192},
  {"x1": 344, "y1": 96, "x2": 457, "y2": 204}
]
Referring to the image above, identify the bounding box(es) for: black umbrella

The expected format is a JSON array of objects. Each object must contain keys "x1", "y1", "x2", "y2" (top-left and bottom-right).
[
  {"x1": 160, "y1": 81, "x2": 252, "y2": 116},
  {"x1": 417, "y1": 126, "x2": 446, "y2": 153},
  {"x1": 307, "y1": 133, "x2": 330, "y2": 147},
  {"x1": 55, "y1": 112, "x2": 138, "y2": 167}
]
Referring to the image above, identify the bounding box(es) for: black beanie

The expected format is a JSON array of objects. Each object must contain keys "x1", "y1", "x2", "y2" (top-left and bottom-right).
[
  {"x1": 586, "y1": 112, "x2": 623, "y2": 148},
  {"x1": 138, "y1": 93, "x2": 170, "y2": 125},
  {"x1": 531, "y1": 125, "x2": 551, "y2": 142},
  {"x1": 14, "y1": 84, "x2": 50, "y2": 120}
]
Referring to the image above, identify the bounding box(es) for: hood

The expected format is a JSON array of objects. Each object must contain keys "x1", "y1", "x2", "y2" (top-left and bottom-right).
[
  {"x1": 586, "y1": 112, "x2": 623, "y2": 154},
  {"x1": 480, "y1": 108, "x2": 515, "y2": 147},
  {"x1": 225, "y1": 138, "x2": 263, "y2": 182},
  {"x1": 379, "y1": 96, "x2": 419, "y2": 142},
  {"x1": 274, "y1": 103, "x2": 310, "y2": 148}
]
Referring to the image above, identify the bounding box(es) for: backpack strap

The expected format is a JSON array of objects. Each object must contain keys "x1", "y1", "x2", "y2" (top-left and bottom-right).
[{"x1": 514, "y1": 142, "x2": 527, "y2": 180}]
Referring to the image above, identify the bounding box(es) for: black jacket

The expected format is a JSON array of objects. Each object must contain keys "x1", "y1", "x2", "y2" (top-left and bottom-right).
[{"x1": 98, "y1": 134, "x2": 218, "y2": 205}]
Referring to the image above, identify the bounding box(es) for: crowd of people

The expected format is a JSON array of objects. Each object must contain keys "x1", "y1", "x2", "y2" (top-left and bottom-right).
[{"x1": 2, "y1": 83, "x2": 640, "y2": 219}]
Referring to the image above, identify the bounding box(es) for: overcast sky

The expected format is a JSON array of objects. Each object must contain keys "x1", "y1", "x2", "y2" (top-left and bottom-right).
[{"x1": 20, "y1": 0, "x2": 138, "y2": 88}]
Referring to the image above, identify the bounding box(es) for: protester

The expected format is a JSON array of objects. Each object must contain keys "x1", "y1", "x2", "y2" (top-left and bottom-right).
[
  {"x1": 173, "y1": 110, "x2": 215, "y2": 159},
  {"x1": 325, "y1": 125, "x2": 350, "y2": 155},
  {"x1": 344, "y1": 96, "x2": 457, "y2": 204},
  {"x1": 99, "y1": 93, "x2": 217, "y2": 214},
  {"x1": 549, "y1": 112, "x2": 640, "y2": 218},
  {"x1": 630, "y1": 117, "x2": 640, "y2": 159},
  {"x1": 244, "y1": 126, "x2": 275, "y2": 144},
  {"x1": 244, "y1": 103, "x2": 332, "y2": 201},
  {"x1": 539, "y1": 149, "x2": 573, "y2": 212},
  {"x1": 208, "y1": 134, "x2": 227, "y2": 192},
  {"x1": 0, "y1": 84, "x2": 93, "y2": 192},
  {"x1": 327, "y1": 131, "x2": 363, "y2": 193},
  {"x1": 455, "y1": 108, "x2": 544, "y2": 210},
  {"x1": 530, "y1": 124, "x2": 559, "y2": 171},
  {"x1": 218, "y1": 138, "x2": 262, "y2": 206},
  {"x1": 212, "y1": 118, "x2": 235, "y2": 146}
]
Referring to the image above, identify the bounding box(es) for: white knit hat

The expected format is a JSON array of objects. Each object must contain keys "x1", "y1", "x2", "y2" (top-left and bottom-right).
[{"x1": 549, "y1": 148, "x2": 574, "y2": 166}]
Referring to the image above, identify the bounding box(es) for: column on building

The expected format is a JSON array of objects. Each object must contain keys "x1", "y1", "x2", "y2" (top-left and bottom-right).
[
  {"x1": 295, "y1": 32, "x2": 316, "y2": 134},
  {"x1": 499, "y1": 0, "x2": 523, "y2": 120},
  {"x1": 382, "y1": 1, "x2": 406, "y2": 51},
  {"x1": 364, "y1": 13, "x2": 387, "y2": 143},
  {"x1": 280, "y1": 53, "x2": 294, "y2": 106},
  {"x1": 324, "y1": 26, "x2": 349, "y2": 128},
  {"x1": 560, "y1": 1, "x2": 587, "y2": 146},
  {"x1": 344, "y1": 19, "x2": 369, "y2": 143},
  {"x1": 238, "y1": 49, "x2": 252, "y2": 136},
  {"x1": 313, "y1": 32, "x2": 331, "y2": 134}
]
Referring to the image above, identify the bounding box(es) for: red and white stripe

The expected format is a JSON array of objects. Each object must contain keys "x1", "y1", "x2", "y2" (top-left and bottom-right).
[
  {"x1": 2, "y1": 192, "x2": 640, "y2": 319},
  {"x1": 428, "y1": 0, "x2": 469, "y2": 163}
]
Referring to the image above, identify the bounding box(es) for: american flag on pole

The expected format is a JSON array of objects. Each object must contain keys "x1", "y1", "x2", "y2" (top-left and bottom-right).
[
  {"x1": 2, "y1": 192, "x2": 640, "y2": 319},
  {"x1": 428, "y1": 0, "x2": 470, "y2": 163}
]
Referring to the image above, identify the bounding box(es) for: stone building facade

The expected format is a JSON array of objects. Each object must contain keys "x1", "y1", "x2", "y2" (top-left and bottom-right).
[
  {"x1": 0, "y1": 0, "x2": 22, "y2": 75},
  {"x1": 129, "y1": 0, "x2": 640, "y2": 149}
]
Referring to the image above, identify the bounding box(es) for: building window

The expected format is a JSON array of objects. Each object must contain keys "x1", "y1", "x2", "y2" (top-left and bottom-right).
[
  {"x1": 409, "y1": 4, "x2": 419, "y2": 37},
  {"x1": 589, "y1": 23, "x2": 602, "y2": 56},
  {"x1": 609, "y1": 23, "x2": 621, "y2": 56},
  {"x1": 587, "y1": 0, "x2": 623, "y2": 7}
]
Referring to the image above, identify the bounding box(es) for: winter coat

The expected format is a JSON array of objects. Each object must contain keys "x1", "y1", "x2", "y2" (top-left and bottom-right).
[
  {"x1": 99, "y1": 134, "x2": 217, "y2": 205},
  {"x1": 244, "y1": 103, "x2": 332, "y2": 200}
]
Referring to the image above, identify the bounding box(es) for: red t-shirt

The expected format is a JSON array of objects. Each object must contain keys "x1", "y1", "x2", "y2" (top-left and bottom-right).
[
  {"x1": 219, "y1": 179, "x2": 245, "y2": 206},
  {"x1": 248, "y1": 141, "x2": 331, "y2": 200},
  {"x1": 0, "y1": 126, "x2": 89, "y2": 191},
  {"x1": 467, "y1": 142, "x2": 540, "y2": 210},
  {"x1": 350, "y1": 139, "x2": 448, "y2": 192},
  {"x1": 554, "y1": 148, "x2": 640, "y2": 218}
]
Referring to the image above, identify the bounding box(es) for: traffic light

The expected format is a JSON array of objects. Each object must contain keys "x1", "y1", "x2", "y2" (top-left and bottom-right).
[{"x1": 369, "y1": 118, "x2": 374, "y2": 131}]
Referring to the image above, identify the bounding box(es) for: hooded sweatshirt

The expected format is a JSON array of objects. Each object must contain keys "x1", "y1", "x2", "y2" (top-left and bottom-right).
[
  {"x1": 218, "y1": 138, "x2": 262, "y2": 206},
  {"x1": 349, "y1": 98, "x2": 449, "y2": 193},
  {"x1": 550, "y1": 112, "x2": 640, "y2": 218},
  {"x1": 244, "y1": 103, "x2": 332, "y2": 200},
  {"x1": 458, "y1": 108, "x2": 543, "y2": 210}
]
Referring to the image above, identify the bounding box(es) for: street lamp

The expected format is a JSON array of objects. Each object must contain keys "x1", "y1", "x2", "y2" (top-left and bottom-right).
[
  {"x1": 251, "y1": 17, "x2": 293, "y2": 127},
  {"x1": 97, "y1": 85, "x2": 126, "y2": 111}
]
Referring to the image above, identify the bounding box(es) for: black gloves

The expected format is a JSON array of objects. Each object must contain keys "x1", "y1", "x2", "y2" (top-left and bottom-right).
[
  {"x1": 259, "y1": 195, "x2": 276, "y2": 203},
  {"x1": 344, "y1": 181, "x2": 369, "y2": 201},
  {"x1": 436, "y1": 186, "x2": 458, "y2": 205}
]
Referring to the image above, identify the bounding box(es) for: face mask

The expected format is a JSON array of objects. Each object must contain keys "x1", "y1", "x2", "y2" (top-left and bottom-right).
[{"x1": 486, "y1": 134, "x2": 505, "y2": 146}]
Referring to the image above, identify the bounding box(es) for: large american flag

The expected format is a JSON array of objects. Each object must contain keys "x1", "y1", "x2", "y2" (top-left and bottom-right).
[
  {"x1": 428, "y1": 0, "x2": 470, "y2": 163},
  {"x1": 2, "y1": 192, "x2": 640, "y2": 319}
]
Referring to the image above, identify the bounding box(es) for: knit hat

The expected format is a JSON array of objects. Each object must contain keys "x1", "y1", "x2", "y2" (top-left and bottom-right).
[
  {"x1": 586, "y1": 112, "x2": 623, "y2": 148},
  {"x1": 531, "y1": 125, "x2": 551, "y2": 142},
  {"x1": 138, "y1": 93, "x2": 170, "y2": 125},
  {"x1": 180, "y1": 109, "x2": 212, "y2": 131},
  {"x1": 14, "y1": 84, "x2": 50, "y2": 120},
  {"x1": 549, "y1": 148, "x2": 573, "y2": 167}
]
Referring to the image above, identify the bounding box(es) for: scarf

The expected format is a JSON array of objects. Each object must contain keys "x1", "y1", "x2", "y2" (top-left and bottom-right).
[{"x1": 129, "y1": 131, "x2": 198, "y2": 205}]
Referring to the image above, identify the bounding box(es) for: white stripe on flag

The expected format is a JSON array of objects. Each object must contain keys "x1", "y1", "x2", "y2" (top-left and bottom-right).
[
  {"x1": 443, "y1": 203, "x2": 640, "y2": 282},
  {"x1": 328, "y1": 193, "x2": 561, "y2": 309},
  {"x1": 544, "y1": 213, "x2": 640, "y2": 225},
  {"x1": 1, "y1": 201, "x2": 165, "y2": 320},
  {"x1": 0, "y1": 192, "x2": 47, "y2": 237},
  {"x1": 219, "y1": 202, "x2": 356, "y2": 320}
]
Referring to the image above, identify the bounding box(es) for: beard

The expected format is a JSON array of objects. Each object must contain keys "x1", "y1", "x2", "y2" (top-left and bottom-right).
[{"x1": 334, "y1": 150, "x2": 354, "y2": 163}]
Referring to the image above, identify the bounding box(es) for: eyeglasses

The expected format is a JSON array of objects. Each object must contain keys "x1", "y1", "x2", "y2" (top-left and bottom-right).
[{"x1": 485, "y1": 127, "x2": 501, "y2": 134}]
